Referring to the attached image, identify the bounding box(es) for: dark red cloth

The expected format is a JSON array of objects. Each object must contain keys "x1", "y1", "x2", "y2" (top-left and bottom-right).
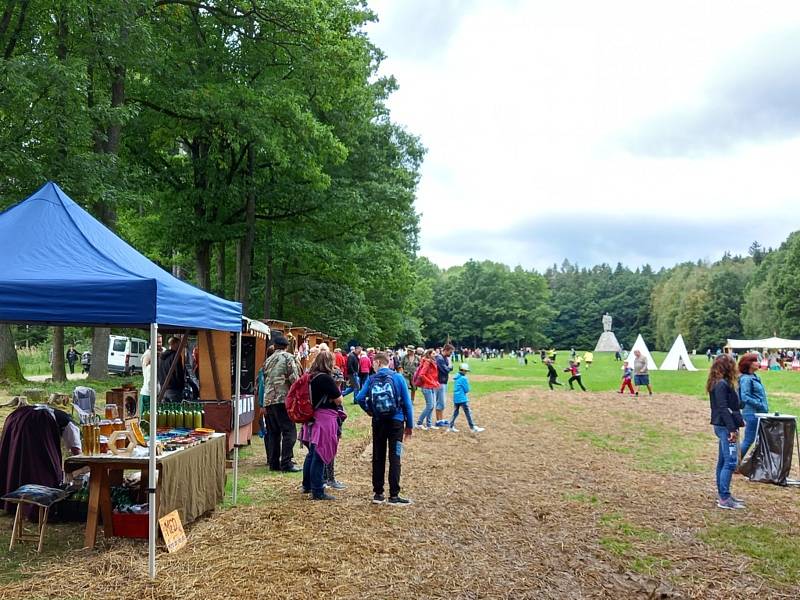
[{"x1": 0, "y1": 406, "x2": 63, "y2": 514}]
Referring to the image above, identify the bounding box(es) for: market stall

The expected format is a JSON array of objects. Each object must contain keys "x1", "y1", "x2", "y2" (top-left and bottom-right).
[
  {"x1": 0, "y1": 182, "x2": 243, "y2": 579},
  {"x1": 196, "y1": 319, "x2": 269, "y2": 452},
  {"x1": 64, "y1": 433, "x2": 226, "y2": 548}
]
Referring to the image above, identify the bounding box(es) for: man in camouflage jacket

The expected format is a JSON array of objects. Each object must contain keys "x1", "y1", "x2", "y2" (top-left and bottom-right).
[{"x1": 263, "y1": 334, "x2": 302, "y2": 471}]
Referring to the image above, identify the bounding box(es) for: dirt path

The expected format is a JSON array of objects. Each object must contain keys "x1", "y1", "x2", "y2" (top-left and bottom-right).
[{"x1": 3, "y1": 389, "x2": 799, "y2": 599}]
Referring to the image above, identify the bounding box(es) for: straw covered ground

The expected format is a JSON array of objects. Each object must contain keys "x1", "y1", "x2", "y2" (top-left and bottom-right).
[{"x1": 3, "y1": 386, "x2": 800, "y2": 599}]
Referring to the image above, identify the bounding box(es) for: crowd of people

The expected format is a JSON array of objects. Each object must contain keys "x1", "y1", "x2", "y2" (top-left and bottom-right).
[{"x1": 258, "y1": 338, "x2": 485, "y2": 505}]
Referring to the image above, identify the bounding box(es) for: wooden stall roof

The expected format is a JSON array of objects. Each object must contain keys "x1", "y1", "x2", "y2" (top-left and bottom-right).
[{"x1": 263, "y1": 319, "x2": 292, "y2": 332}]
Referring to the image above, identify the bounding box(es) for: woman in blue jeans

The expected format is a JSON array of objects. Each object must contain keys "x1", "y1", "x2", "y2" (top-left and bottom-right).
[
  {"x1": 708, "y1": 354, "x2": 745, "y2": 510},
  {"x1": 414, "y1": 350, "x2": 440, "y2": 429},
  {"x1": 738, "y1": 353, "x2": 768, "y2": 457}
]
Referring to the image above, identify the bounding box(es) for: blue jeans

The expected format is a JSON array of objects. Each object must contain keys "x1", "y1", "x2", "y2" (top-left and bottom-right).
[
  {"x1": 435, "y1": 382, "x2": 447, "y2": 411},
  {"x1": 714, "y1": 425, "x2": 738, "y2": 500},
  {"x1": 450, "y1": 403, "x2": 474, "y2": 428},
  {"x1": 302, "y1": 443, "x2": 326, "y2": 498},
  {"x1": 740, "y1": 413, "x2": 759, "y2": 457},
  {"x1": 417, "y1": 388, "x2": 435, "y2": 427}
]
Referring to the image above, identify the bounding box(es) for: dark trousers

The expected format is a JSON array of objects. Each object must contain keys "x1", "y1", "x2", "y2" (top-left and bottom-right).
[
  {"x1": 568, "y1": 375, "x2": 586, "y2": 391},
  {"x1": 265, "y1": 403, "x2": 297, "y2": 469},
  {"x1": 302, "y1": 444, "x2": 326, "y2": 498},
  {"x1": 67, "y1": 360, "x2": 75, "y2": 374},
  {"x1": 372, "y1": 418, "x2": 404, "y2": 497},
  {"x1": 548, "y1": 376, "x2": 561, "y2": 390}
]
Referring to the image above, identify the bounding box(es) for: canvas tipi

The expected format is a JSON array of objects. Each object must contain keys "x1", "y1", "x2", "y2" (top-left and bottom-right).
[
  {"x1": 661, "y1": 334, "x2": 697, "y2": 371},
  {"x1": 660, "y1": 334, "x2": 697, "y2": 371},
  {"x1": 626, "y1": 334, "x2": 657, "y2": 370}
]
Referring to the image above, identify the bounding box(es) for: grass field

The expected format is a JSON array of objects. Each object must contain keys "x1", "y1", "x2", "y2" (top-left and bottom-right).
[{"x1": 2, "y1": 351, "x2": 800, "y2": 599}]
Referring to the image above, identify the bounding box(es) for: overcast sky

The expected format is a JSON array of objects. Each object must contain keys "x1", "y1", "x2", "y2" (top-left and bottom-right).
[{"x1": 366, "y1": 0, "x2": 800, "y2": 271}]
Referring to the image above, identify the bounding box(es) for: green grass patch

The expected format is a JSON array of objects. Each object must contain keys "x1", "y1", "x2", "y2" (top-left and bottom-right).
[
  {"x1": 576, "y1": 421, "x2": 708, "y2": 474},
  {"x1": 701, "y1": 524, "x2": 800, "y2": 584},
  {"x1": 563, "y1": 491, "x2": 599, "y2": 504},
  {"x1": 598, "y1": 512, "x2": 671, "y2": 575},
  {"x1": 0, "y1": 518, "x2": 84, "y2": 585}
]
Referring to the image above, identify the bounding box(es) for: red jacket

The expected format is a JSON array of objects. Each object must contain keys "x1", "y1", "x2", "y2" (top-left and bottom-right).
[
  {"x1": 416, "y1": 358, "x2": 440, "y2": 389},
  {"x1": 358, "y1": 354, "x2": 372, "y2": 374},
  {"x1": 335, "y1": 352, "x2": 348, "y2": 377}
]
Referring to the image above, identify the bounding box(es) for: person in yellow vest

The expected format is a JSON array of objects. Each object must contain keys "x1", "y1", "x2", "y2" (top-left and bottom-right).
[{"x1": 583, "y1": 351, "x2": 593, "y2": 369}]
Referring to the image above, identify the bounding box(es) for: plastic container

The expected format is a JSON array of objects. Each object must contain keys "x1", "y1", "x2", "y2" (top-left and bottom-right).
[{"x1": 111, "y1": 512, "x2": 149, "y2": 538}]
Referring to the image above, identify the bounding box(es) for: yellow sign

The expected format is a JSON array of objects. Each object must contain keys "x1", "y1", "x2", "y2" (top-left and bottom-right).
[{"x1": 158, "y1": 510, "x2": 187, "y2": 553}]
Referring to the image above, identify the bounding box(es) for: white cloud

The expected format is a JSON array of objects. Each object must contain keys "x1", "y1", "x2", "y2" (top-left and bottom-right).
[{"x1": 367, "y1": 1, "x2": 800, "y2": 269}]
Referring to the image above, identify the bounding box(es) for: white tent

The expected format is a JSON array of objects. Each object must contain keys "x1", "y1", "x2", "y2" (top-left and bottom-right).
[
  {"x1": 660, "y1": 334, "x2": 697, "y2": 371},
  {"x1": 627, "y1": 334, "x2": 658, "y2": 370},
  {"x1": 726, "y1": 337, "x2": 800, "y2": 350}
]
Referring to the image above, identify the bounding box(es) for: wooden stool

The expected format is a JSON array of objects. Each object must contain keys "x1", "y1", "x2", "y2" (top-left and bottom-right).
[{"x1": 2, "y1": 484, "x2": 69, "y2": 553}]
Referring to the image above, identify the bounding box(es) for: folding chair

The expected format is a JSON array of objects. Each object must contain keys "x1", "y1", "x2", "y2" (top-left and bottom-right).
[{"x1": 72, "y1": 386, "x2": 97, "y2": 421}]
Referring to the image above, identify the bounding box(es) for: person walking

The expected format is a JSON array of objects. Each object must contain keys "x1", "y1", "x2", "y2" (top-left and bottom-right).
[
  {"x1": 299, "y1": 351, "x2": 344, "y2": 500},
  {"x1": 434, "y1": 344, "x2": 454, "y2": 427},
  {"x1": 414, "y1": 349, "x2": 440, "y2": 429},
  {"x1": 447, "y1": 364, "x2": 484, "y2": 433},
  {"x1": 618, "y1": 361, "x2": 635, "y2": 395},
  {"x1": 632, "y1": 349, "x2": 653, "y2": 395},
  {"x1": 544, "y1": 358, "x2": 561, "y2": 390},
  {"x1": 262, "y1": 334, "x2": 302, "y2": 472},
  {"x1": 708, "y1": 354, "x2": 745, "y2": 510},
  {"x1": 66, "y1": 345, "x2": 80, "y2": 375},
  {"x1": 356, "y1": 352, "x2": 414, "y2": 505},
  {"x1": 564, "y1": 360, "x2": 586, "y2": 391},
  {"x1": 738, "y1": 353, "x2": 768, "y2": 458}
]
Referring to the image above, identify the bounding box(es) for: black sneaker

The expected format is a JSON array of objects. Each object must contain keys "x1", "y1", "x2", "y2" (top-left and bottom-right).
[
  {"x1": 282, "y1": 464, "x2": 302, "y2": 473},
  {"x1": 312, "y1": 493, "x2": 335, "y2": 501},
  {"x1": 388, "y1": 496, "x2": 413, "y2": 506},
  {"x1": 372, "y1": 493, "x2": 385, "y2": 504}
]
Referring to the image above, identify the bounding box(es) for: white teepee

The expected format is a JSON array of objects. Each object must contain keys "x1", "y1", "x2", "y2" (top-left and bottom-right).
[
  {"x1": 660, "y1": 334, "x2": 697, "y2": 371},
  {"x1": 627, "y1": 334, "x2": 657, "y2": 370}
]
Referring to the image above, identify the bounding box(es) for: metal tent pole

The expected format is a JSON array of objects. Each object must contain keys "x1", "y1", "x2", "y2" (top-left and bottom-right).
[
  {"x1": 148, "y1": 323, "x2": 159, "y2": 580},
  {"x1": 233, "y1": 331, "x2": 242, "y2": 505}
]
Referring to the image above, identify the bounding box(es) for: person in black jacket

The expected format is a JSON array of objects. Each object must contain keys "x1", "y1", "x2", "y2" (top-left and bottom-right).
[
  {"x1": 708, "y1": 354, "x2": 745, "y2": 510},
  {"x1": 346, "y1": 347, "x2": 362, "y2": 398},
  {"x1": 158, "y1": 337, "x2": 185, "y2": 402},
  {"x1": 544, "y1": 358, "x2": 561, "y2": 390}
]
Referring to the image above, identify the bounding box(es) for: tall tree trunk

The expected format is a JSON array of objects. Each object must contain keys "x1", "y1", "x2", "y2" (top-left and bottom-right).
[
  {"x1": 235, "y1": 146, "x2": 256, "y2": 313},
  {"x1": 196, "y1": 241, "x2": 211, "y2": 290},
  {"x1": 52, "y1": 326, "x2": 66, "y2": 382},
  {"x1": 275, "y1": 260, "x2": 288, "y2": 318},
  {"x1": 0, "y1": 324, "x2": 23, "y2": 383},
  {"x1": 215, "y1": 241, "x2": 226, "y2": 297},
  {"x1": 88, "y1": 328, "x2": 109, "y2": 380},
  {"x1": 87, "y1": 44, "x2": 125, "y2": 381},
  {"x1": 263, "y1": 230, "x2": 273, "y2": 319}
]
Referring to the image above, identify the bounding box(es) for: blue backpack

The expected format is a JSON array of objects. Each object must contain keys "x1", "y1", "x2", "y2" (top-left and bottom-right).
[{"x1": 369, "y1": 371, "x2": 399, "y2": 418}]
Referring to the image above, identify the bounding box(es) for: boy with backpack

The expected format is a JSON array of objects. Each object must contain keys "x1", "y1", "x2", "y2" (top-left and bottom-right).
[{"x1": 356, "y1": 352, "x2": 415, "y2": 505}]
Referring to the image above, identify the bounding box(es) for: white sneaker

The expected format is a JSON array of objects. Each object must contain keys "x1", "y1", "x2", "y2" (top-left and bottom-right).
[
  {"x1": 471, "y1": 426, "x2": 485, "y2": 433},
  {"x1": 447, "y1": 427, "x2": 459, "y2": 433}
]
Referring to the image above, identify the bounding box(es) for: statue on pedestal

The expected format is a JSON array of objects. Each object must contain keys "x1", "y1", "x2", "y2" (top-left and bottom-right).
[{"x1": 594, "y1": 312, "x2": 621, "y2": 352}]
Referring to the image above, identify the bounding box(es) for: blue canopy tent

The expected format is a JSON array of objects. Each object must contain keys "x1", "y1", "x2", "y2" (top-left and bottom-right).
[{"x1": 0, "y1": 182, "x2": 243, "y2": 578}]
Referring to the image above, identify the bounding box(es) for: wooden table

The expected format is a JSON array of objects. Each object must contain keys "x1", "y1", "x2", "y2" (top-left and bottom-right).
[{"x1": 65, "y1": 433, "x2": 226, "y2": 549}]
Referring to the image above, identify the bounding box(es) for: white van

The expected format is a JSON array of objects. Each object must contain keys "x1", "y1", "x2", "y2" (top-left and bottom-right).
[{"x1": 108, "y1": 335, "x2": 147, "y2": 375}]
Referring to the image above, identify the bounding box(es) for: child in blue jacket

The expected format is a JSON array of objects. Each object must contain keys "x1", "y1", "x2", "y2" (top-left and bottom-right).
[{"x1": 447, "y1": 364, "x2": 485, "y2": 433}]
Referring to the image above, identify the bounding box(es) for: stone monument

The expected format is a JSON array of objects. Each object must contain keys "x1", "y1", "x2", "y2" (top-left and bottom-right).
[{"x1": 594, "y1": 312, "x2": 622, "y2": 352}]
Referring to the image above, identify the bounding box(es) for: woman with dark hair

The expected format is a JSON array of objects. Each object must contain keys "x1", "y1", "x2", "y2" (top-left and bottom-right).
[
  {"x1": 738, "y1": 353, "x2": 768, "y2": 457},
  {"x1": 300, "y1": 351, "x2": 344, "y2": 500},
  {"x1": 708, "y1": 354, "x2": 745, "y2": 510}
]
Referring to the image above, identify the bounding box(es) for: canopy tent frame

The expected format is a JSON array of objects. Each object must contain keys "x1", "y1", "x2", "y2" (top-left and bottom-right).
[
  {"x1": 726, "y1": 337, "x2": 800, "y2": 350},
  {"x1": 0, "y1": 182, "x2": 243, "y2": 580}
]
